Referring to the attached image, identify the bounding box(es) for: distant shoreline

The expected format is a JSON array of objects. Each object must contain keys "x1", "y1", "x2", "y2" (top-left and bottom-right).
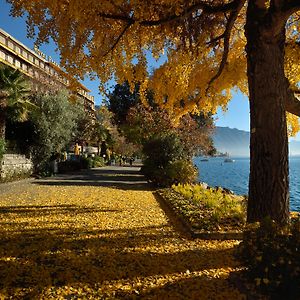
[{"x1": 199, "y1": 155, "x2": 300, "y2": 159}]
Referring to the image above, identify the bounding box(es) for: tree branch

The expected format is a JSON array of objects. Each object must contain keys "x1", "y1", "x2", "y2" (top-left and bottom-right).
[
  {"x1": 103, "y1": 21, "x2": 133, "y2": 57},
  {"x1": 98, "y1": 0, "x2": 242, "y2": 27},
  {"x1": 206, "y1": 0, "x2": 246, "y2": 90},
  {"x1": 285, "y1": 89, "x2": 300, "y2": 117},
  {"x1": 206, "y1": 32, "x2": 226, "y2": 46}
]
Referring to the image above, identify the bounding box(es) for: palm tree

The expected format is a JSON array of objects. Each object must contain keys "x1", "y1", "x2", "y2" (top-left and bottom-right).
[{"x1": 0, "y1": 65, "x2": 32, "y2": 139}]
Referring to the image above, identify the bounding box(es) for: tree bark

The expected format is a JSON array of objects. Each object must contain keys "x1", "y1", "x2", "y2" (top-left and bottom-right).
[{"x1": 245, "y1": 3, "x2": 290, "y2": 224}]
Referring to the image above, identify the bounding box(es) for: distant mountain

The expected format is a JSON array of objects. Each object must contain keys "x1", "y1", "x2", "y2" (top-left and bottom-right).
[
  {"x1": 290, "y1": 140, "x2": 300, "y2": 156},
  {"x1": 212, "y1": 127, "x2": 300, "y2": 157},
  {"x1": 212, "y1": 127, "x2": 250, "y2": 157}
]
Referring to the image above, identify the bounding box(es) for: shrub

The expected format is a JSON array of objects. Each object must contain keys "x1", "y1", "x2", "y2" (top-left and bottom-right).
[
  {"x1": 238, "y1": 217, "x2": 300, "y2": 298},
  {"x1": 172, "y1": 183, "x2": 246, "y2": 226},
  {"x1": 164, "y1": 160, "x2": 198, "y2": 185},
  {"x1": 93, "y1": 155, "x2": 105, "y2": 167},
  {"x1": 0, "y1": 168, "x2": 32, "y2": 183},
  {"x1": 80, "y1": 157, "x2": 93, "y2": 169},
  {"x1": 29, "y1": 91, "x2": 86, "y2": 173},
  {"x1": 143, "y1": 133, "x2": 184, "y2": 167},
  {"x1": 142, "y1": 159, "x2": 197, "y2": 187},
  {"x1": 141, "y1": 134, "x2": 198, "y2": 187}
]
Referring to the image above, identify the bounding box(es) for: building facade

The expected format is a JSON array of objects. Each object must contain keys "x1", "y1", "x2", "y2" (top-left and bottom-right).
[{"x1": 0, "y1": 28, "x2": 95, "y2": 117}]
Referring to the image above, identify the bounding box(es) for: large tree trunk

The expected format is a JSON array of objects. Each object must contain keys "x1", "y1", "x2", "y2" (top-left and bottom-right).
[{"x1": 245, "y1": 3, "x2": 290, "y2": 224}]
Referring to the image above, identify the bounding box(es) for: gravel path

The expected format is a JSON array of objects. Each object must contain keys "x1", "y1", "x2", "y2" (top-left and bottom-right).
[{"x1": 0, "y1": 166, "x2": 246, "y2": 299}]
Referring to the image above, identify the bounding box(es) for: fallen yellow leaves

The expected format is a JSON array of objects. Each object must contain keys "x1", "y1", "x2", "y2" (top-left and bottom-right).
[{"x1": 0, "y1": 181, "x2": 246, "y2": 299}]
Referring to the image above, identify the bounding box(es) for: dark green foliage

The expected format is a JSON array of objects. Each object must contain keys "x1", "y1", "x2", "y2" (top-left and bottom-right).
[
  {"x1": 107, "y1": 81, "x2": 140, "y2": 125},
  {"x1": 80, "y1": 156, "x2": 106, "y2": 169},
  {"x1": 80, "y1": 157, "x2": 93, "y2": 169},
  {"x1": 58, "y1": 156, "x2": 105, "y2": 173},
  {"x1": 142, "y1": 159, "x2": 197, "y2": 187},
  {"x1": 0, "y1": 64, "x2": 32, "y2": 139},
  {"x1": 142, "y1": 134, "x2": 197, "y2": 186},
  {"x1": 143, "y1": 134, "x2": 184, "y2": 167},
  {"x1": 58, "y1": 160, "x2": 82, "y2": 173},
  {"x1": 5, "y1": 120, "x2": 35, "y2": 155},
  {"x1": 30, "y1": 91, "x2": 85, "y2": 173},
  {"x1": 238, "y1": 217, "x2": 300, "y2": 299}
]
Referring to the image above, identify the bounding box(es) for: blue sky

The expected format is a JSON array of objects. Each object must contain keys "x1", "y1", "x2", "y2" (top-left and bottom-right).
[{"x1": 1, "y1": 0, "x2": 298, "y2": 140}]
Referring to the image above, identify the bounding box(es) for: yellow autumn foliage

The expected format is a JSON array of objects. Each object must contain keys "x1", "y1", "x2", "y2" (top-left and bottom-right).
[{"x1": 6, "y1": 1, "x2": 300, "y2": 131}]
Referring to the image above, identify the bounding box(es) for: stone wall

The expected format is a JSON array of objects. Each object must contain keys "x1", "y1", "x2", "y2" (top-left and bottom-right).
[{"x1": 0, "y1": 154, "x2": 33, "y2": 181}]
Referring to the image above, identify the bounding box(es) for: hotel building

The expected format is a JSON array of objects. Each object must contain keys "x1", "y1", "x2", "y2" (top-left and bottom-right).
[{"x1": 0, "y1": 28, "x2": 95, "y2": 117}]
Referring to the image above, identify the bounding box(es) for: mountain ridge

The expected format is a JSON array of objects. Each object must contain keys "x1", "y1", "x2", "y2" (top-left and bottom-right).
[{"x1": 212, "y1": 126, "x2": 300, "y2": 156}]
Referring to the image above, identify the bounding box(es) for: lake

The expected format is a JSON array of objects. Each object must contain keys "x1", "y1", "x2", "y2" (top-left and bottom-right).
[{"x1": 194, "y1": 156, "x2": 300, "y2": 212}]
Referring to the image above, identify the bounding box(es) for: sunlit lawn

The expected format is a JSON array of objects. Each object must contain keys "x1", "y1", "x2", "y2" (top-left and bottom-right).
[{"x1": 0, "y1": 182, "x2": 246, "y2": 299}]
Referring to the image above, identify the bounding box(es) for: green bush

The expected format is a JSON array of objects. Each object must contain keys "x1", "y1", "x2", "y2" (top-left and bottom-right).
[
  {"x1": 165, "y1": 160, "x2": 198, "y2": 185},
  {"x1": 79, "y1": 157, "x2": 93, "y2": 169},
  {"x1": 0, "y1": 138, "x2": 6, "y2": 161},
  {"x1": 141, "y1": 134, "x2": 197, "y2": 186},
  {"x1": 93, "y1": 155, "x2": 105, "y2": 167},
  {"x1": 142, "y1": 159, "x2": 197, "y2": 187},
  {"x1": 55, "y1": 155, "x2": 106, "y2": 174},
  {"x1": 143, "y1": 133, "x2": 184, "y2": 167},
  {"x1": 238, "y1": 217, "x2": 300, "y2": 298}
]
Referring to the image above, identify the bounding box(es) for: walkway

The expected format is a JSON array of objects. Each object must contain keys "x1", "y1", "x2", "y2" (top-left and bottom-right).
[{"x1": 0, "y1": 166, "x2": 246, "y2": 299}]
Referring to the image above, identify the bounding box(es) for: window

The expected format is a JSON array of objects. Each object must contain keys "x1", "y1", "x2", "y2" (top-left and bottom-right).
[
  {"x1": 7, "y1": 54, "x2": 13, "y2": 64},
  {"x1": 7, "y1": 41, "x2": 14, "y2": 50},
  {"x1": 22, "y1": 63, "x2": 28, "y2": 72},
  {"x1": 0, "y1": 50, "x2": 5, "y2": 59},
  {"x1": 0, "y1": 35, "x2": 5, "y2": 44},
  {"x1": 15, "y1": 46, "x2": 21, "y2": 54},
  {"x1": 15, "y1": 60, "x2": 21, "y2": 68}
]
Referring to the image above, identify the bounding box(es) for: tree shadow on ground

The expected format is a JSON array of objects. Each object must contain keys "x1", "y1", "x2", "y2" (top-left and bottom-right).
[
  {"x1": 0, "y1": 203, "x2": 242, "y2": 299},
  {"x1": 33, "y1": 167, "x2": 153, "y2": 191},
  {"x1": 0, "y1": 165, "x2": 244, "y2": 299}
]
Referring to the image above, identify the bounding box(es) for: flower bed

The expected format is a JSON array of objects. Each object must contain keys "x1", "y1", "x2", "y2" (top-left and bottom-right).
[{"x1": 156, "y1": 183, "x2": 247, "y2": 239}]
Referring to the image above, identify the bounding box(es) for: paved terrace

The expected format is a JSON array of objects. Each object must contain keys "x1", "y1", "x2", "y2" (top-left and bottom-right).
[{"x1": 0, "y1": 165, "x2": 246, "y2": 299}]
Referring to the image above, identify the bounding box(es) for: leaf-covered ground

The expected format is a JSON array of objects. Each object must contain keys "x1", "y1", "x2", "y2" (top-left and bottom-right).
[{"x1": 0, "y1": 167, "x2": 247, "y2": 299}]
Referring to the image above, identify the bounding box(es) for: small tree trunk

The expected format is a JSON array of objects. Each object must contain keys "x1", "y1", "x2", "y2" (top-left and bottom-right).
[{"x1": 245, "y1": 4, "x2": 290, "y2": 224}]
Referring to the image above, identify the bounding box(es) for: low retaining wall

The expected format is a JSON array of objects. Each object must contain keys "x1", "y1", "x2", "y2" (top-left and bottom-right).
[{"x1": 0, "y1": 154, "x2": 33, "y2": 181}]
